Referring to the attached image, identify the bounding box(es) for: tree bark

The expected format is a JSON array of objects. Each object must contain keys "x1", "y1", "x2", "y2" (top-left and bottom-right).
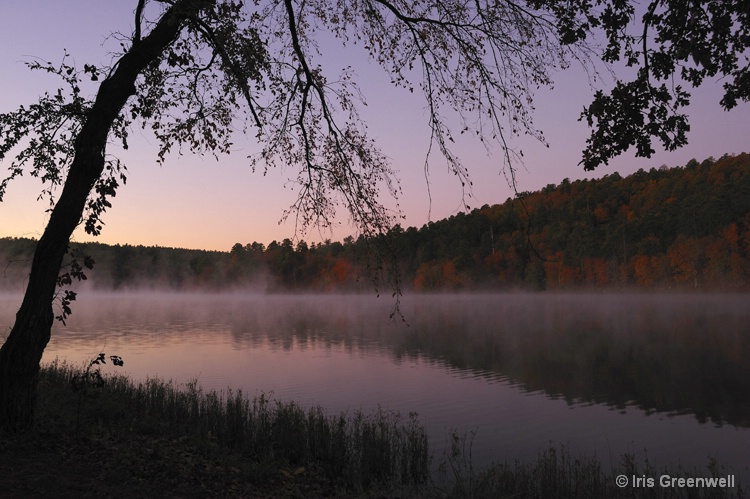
[{"x1": 0, "y1": 0, "x2": 208, "y2": 432}]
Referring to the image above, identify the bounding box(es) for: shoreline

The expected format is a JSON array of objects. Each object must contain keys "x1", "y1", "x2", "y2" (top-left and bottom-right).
[{"x1": 0, "y1": 361, "x2": 745, "y2": 498}]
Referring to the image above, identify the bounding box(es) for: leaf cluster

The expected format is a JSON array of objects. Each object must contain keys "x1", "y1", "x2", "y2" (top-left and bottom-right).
[
  {"x1": 55, "y1": 245, "x2": 95, "y2": 325},
  {"x1": 70, "y1": 353, "x2": 125, "y2": 395},
  {"x1": 0, "y1": 55, "x2": 130, "y2": 235},
  {"x1": 580, "y1": 0, "x2": 750, "y2": 169},
  {"x1": 0, "y1": 56, "x2": 89, "y2": 207}
]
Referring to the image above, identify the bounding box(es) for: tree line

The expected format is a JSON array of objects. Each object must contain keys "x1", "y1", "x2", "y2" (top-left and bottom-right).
[
  {"x1": 3, "y1": 153, "x2": 749, "y2": 293},
  {"x1": 405, "y1": 153, "x2": 750, "y2": 291}
]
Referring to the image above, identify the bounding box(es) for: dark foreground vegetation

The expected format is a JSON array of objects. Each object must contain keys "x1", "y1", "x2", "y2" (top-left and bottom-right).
[
  {"x1": 0, "y1": 361, "x2": 744, "y2": 498},
  {"x1": 3, "y1": 154, "x2": 750, "y2": 294}
]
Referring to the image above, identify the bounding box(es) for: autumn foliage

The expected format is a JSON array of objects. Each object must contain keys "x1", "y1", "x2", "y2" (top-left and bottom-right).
[{"x1": 3, "y1": 154, "x2": 750, "y2": 292}]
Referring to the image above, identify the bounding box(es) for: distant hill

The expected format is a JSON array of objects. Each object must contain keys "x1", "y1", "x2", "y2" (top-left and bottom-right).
[
  {"x1": 405, "y1": 152, "x2": 750, "y2": 291},
  {"x1": 2, "y1": 153, "x2": 749, "y2": 292}
]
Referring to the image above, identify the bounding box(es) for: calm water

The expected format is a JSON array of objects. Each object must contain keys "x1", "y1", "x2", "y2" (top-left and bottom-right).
[{"x1": 1, "y1": 292, "x2": 749, "y2": 478}]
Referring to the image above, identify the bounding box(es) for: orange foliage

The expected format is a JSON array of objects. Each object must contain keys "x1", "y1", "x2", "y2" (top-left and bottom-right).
[
  {"x1": 558, "y1": 264, "x2": 579, "y2": 287},
  {"x1": 594, "y1": 258, "x2": 610, "y2": 286},
  {"x1": 543, "y1": 252, "x2": 564, "y2": 289},
  {"x1": 668, "y1": 237, "x2": 703, "y2": 288},
  {"x1": 413, "y1": 260, "x2": 466, "y2": 290},
  {"x1": 331, "y1": 257, "x2": 353, "y2": 283},
  {"x1": 581, "y1": 257, "x2": 611, "y2": 286},
  {"x1": 632, "y1": 255, "x2": 669, "y2": 287},
  {"x1": 722, "y1": 223, "x2": 740, "y2": 249},
  {"x1": 593, "y1": 206, "x2": 608, "y2": 223}
]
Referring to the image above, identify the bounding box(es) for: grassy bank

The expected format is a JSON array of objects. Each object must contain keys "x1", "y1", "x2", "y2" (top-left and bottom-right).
[
  {"x1": 434, "y1": 431, "x2": 746, "y2": 499},
  {"x1": 0, "y1": 361, "x2": 745, "y2": 498}
]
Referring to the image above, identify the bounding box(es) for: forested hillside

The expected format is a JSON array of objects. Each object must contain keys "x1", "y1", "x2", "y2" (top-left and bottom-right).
[{"x1": 2, "y1": 153, "x2": 749, "y2": 292}]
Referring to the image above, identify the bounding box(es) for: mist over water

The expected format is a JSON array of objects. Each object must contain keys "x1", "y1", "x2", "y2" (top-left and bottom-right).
[{"x1": 1, "y1": 291, "x2": 748, "y2": 478}]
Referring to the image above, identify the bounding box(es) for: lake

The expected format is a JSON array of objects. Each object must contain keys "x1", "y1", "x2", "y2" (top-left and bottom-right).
[{"x1": 1, "y1": 292, "x2": 749, "y2": 479}]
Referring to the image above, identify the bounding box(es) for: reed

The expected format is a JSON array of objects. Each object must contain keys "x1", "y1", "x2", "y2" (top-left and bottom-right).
[
  {"x1": 34, "y1": 360, "x2": 745, "y2": 498},
  {"x1": 434, "y1": 430, "x2": 747, "y2": 499},
  {"x1": 37, "y1": 359, "x2": 430, "y2": 494}
]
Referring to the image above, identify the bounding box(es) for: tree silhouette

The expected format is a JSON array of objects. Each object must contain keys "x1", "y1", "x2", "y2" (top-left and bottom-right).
[
  {"x1": 1, "y1": 0, "x2": 749, "y2": 431},
  {"x1": 580, "y1": 0, "x2": 750, "y2": 169}
]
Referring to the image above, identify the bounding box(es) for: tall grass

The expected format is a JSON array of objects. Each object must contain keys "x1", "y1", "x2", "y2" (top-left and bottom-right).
[
  {"x1": 37, "y1": 360, "x2": 745, "y2": 498},
  {"x1": 38, "y1": 360, "x2": 430, "y2": 493},
  {"x1": 434, "y1": 430, "x2": 746, "y2": 499}
]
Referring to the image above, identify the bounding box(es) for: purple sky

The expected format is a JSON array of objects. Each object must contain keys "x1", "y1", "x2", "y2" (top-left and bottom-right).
[{"x1": 1, "y1": 2, "x2": 748, "y2": 251}]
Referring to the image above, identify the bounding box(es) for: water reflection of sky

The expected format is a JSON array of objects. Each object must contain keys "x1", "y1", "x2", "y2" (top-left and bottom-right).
[{"x1": 1, "y1": 292, "x2": 748, "y2": 478}]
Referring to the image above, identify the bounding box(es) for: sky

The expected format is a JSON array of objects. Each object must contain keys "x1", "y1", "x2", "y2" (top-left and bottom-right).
[{"x1": 1, "y1": 1, "x2": 748, "y2": 252}]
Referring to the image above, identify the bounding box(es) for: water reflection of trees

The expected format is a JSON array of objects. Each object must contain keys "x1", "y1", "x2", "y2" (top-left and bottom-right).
[
  {"x1": 6, "y1": 293, "x2": 746, "y2": 428},
  {"x1": 226, "y1": 294, "x2": 750, "y2": 428}
]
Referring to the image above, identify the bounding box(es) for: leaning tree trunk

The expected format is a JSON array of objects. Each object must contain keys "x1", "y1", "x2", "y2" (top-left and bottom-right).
[{"x1": 0, "y1": 0, "x2": 205, "y2": 432}]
